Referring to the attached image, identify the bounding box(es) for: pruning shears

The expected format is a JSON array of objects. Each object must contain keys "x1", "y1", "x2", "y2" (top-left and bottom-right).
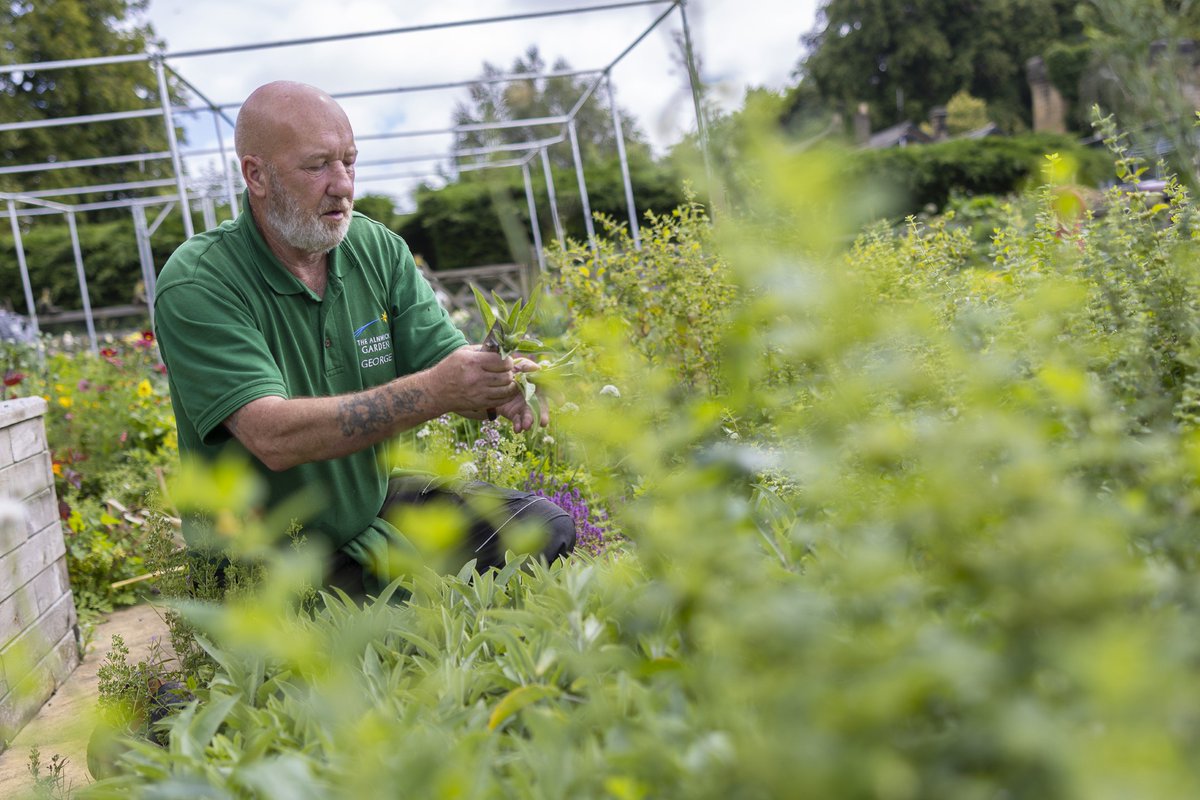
[{"x1": 481, "y1": 320, "x2": 502, "y2": 421}]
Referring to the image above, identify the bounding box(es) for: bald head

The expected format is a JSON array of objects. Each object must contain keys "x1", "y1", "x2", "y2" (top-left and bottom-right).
[
  {"x1": 235, "y1": 81, "x2": 352, "y2": 162},
  {"x1": 235, "y1": 81, "x2": 358, "y2": 260}
]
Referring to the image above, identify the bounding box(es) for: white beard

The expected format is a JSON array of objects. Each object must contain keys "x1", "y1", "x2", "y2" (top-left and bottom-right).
[{"x1": 264, "y1": 166, "x2": 352, "y2": 253}]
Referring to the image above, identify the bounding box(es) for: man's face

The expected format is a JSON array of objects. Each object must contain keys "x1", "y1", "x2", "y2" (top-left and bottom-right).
[{"x1": 263, "y1": 159, "x2": 354, "y2": 253}]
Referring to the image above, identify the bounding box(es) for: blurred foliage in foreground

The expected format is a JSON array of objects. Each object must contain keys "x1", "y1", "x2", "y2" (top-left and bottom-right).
[{"x1": 64, "y1": 119, "x2": 1200, "y2": 798}]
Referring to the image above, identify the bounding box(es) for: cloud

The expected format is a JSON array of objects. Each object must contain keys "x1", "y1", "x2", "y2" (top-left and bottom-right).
[{"x1": 147, "y1": 0, "x2": 812, "y2": 207}]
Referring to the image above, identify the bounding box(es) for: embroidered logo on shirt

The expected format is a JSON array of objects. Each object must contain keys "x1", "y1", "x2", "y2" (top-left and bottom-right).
[{"x1": 353, "y1": 312, "x2": 393, "y2": 369}]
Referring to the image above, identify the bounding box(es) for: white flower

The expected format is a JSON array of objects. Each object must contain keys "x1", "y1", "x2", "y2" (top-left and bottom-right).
[
  {"x1": 416, "y1": 426, "x2": 431, "y2": 439},
  {"x1": 600, "y1": 384, "x2": 621, "y2": 398},
  {"x1": 560, "y1": 401, "x2": 580, "y2": 414},
  {"x1": 458, "y1": 462, "x2": 479, "y2": 479},
  {"x1": 542, "y1": 435, "x2": 555, "y2": 445}
]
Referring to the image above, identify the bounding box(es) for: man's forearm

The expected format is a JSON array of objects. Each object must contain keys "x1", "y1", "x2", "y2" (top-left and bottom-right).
[
  {"x1": 227, "y1": 371, "x2": 443, "y2": 471},
  {"x1": 224, "y1": 345, "x2": 520, "y2": 471}
]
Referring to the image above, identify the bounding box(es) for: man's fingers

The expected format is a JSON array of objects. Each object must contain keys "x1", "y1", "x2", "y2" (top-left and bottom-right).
[
  {"x1": 513, "y1": 358, "x2": 540, "y2": 373},
  {"x1": 478, "y1": 353, "x2": 514, "y2": 373}
]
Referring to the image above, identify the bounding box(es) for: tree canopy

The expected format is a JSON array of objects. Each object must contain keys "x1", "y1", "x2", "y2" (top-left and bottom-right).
[
  {"x1": 452, "y1": 46, "x2": 648, "y2": 172},
  {"x1": 797, "y1": 0, "x2": 1084, "y2": 133},
  {"x1": 0, "y1": 0, "x2": 185, "y2": 200}
]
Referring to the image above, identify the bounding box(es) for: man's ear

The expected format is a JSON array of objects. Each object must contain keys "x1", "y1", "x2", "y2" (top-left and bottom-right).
[{"x1": 242, "y1": 155, "x2": 268, "y2": 198}]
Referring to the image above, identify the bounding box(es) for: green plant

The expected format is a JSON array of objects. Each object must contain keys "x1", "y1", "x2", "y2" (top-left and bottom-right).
[
  {"x1": 26, "y1": 744, "x2": 69, "y2": 799},
  {"x1": 3, "y1": 334, "x2": 178, "y2": 620},
  {"x1": 548, "y1": 196, "x2": 734, "y2": 396},
  {"x1": 470, "y1": 282, "x2": 576, "y2": 428},
  {"x1": 851, "y1": 132, "x2": 1115, "y2": 219},
  {"x1": 62, "y1": 119, "x2": 1200, "y2": 799}
]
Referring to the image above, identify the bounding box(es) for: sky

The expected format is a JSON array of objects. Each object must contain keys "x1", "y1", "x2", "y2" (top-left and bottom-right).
[{"x1": 143, "y1": 0, "x2": 819, "y2": 211}]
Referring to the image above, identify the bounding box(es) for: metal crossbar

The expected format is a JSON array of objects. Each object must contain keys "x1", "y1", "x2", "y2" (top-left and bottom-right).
[{"x1": 0, "y1": 1, "x2": 708, "y2": 344}]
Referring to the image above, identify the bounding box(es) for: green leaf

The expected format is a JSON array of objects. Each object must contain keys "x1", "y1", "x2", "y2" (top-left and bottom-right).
[
  {"x1": 487, "y1": 684, "x2": 560, "y2": 731},
  {"x1": 506, "y1": 297, "x2": 522, "y2": 329},
  {"x1": 176, "y1": 690, "x2": 240, "y2": 760},
  {"x1": 515, "y1": 338, "x2": 546, "y2": 353},
  {"x1": 490, "y1": 290, "x2": 511, "y2": 327},
  {"x1": 471, "y1": 283, "x2": 495, "y2": 331},
  {"x1": 515, "y1": 287, "x2": 541, "y2": 333}
]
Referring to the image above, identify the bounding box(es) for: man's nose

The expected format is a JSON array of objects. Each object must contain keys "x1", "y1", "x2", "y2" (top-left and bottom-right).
[{"x1": 328, "y1": 161, "x2": 354, "y2": 196}]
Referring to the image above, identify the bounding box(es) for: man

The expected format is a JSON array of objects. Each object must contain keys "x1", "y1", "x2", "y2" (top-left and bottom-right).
[{"x1": 154, "y1": 81, "x2": 575, "y2": 595}]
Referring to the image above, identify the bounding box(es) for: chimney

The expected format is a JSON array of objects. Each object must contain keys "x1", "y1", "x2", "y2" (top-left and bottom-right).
[
  {"x1": 854, "y1": 102, "x2": 871, "y2": 146},
  {"x1": 930, "y1": 105, "x2": 948, "y2": 140}
]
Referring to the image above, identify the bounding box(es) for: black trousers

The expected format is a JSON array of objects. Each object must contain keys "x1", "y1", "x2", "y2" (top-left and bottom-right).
[{"x1": 327, "y1": 475, "x2": 576, "y2": 596}]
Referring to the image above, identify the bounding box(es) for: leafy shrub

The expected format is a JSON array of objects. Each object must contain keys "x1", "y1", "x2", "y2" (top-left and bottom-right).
[
  {"x1": 399, "y1": 156, "x2": 687, "y2": 270},
  {"x1": 67, "y1": 127, "x2": 1200, "y2": 799},
  {"x1": 547, "y1": 196, "x2": 735, "y2": 396},
  {"x1": 851, "y1": 132, "x2": 1115, "y2": 218}
]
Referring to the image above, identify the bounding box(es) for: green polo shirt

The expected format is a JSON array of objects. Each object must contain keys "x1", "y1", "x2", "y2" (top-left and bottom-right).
[{"x1": 154, "y1": 193, "x2": 466, "y2": 558}]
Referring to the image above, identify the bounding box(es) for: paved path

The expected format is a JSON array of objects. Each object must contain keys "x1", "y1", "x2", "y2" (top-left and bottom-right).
[{"x1": 0, "y1": 604, "x2": 171, "y2": 798}]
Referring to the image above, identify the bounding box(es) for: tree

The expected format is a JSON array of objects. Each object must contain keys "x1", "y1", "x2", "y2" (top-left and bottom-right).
[
  {"x1": 452, "y1": 46, "x2": 648, "y2": 171},
  {"x1": 1081, "y1": 0, "x2": 1200, "y2": 183},
  {"x1": 0, "y1": 0, "x2": 186, "y2": 201},
  {"x1": 945, "y1": 90, "x2": 990, "y2": 135},
  {"x1": 797, "y1": 0, "x2": 1084, "y2": 133}
]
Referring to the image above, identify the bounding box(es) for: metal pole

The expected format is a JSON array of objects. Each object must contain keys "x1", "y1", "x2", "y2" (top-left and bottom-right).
[
  {"x1": 7, "y1": 200, "x2": 40, "y2": 338},
  {"x1": 138, "y1": 209, "x2": 159, "y2": 303},
  {"x1": 606, "y1": 75, "x2": 641, "y2": 250},
  {"x1": 213, "y1": 109, "x2": 239, "y2": 218},
  {"x1": 132, "y1": 206, "x2": 156, "y2": 327},
  {"x1": 0, "y1": 151, "x2": 171, "y2": 176},
  {"x1": 522, "y1": 162, "x2": 545, "y2": 276},
  {"x1": 65, "y1": 211, "x2": 98, "y2": 355},
  {"x1": 677, "y1": 0, "x2": 713, "y2": 191},
  {"x1": 154, "y1": 57, "x2": 194, "y2": 238},
  {"x1": 540, "y1": 148, "x2": 564, "y2": 247},
  {"x1": 0, "y1": 107, "x2": 163, "y2": 133},
  {"x1": 567, "y1": 119, "x2": 596, "y2": 253},
  {"x1": 163, "y1": 1, "x2": 670, "y2": 60},
  {"x1": 201, "y1": 196, "x2": 216, "y2": 231}
]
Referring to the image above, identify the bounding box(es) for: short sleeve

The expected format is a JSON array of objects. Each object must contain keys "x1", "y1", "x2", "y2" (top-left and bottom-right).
[
  {"x1": 155, "y1": 281, "x2": 289, "y2": 445},
  {"x1": 388, "y1": 247, "x2": 467, "y2": 375}
]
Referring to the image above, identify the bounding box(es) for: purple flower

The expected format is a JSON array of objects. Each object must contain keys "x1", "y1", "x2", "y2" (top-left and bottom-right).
[{"x1": 523, "y1": 472, "x2": 620, "y2": 557}]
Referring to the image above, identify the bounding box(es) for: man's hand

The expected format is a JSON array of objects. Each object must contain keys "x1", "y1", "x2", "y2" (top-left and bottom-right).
[
  {"x1": 493, "y1": 358, "x2": 549, "y2": 433},
  {"x1": 430, "y1": 345, "x2": 521, "y2": 414}
]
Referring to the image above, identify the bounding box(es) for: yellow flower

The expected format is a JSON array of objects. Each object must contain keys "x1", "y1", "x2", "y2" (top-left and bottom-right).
[
  {"x1": 52, "y1": 463, "x2": 62, "y2": 476},
  {"x1": 58, "y1": 396, "x2": 73, "y2": 408},
  {"x1": 136, "y1": 379, "x2": 153, "y2": 399}
]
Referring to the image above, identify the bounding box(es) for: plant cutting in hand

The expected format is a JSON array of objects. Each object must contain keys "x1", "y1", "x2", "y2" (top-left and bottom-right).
[{"x1": 471, "y1": 283, "x2": 575, "y2": 428}]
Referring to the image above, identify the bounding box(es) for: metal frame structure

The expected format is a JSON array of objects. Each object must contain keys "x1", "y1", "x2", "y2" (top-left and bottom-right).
[{"x1": 1, "y1": 0, "x2": 710, "y2": 354}]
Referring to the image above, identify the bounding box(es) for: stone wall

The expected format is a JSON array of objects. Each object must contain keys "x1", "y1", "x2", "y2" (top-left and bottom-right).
[{"x1": 0, "y1": 397, "x2": 79, "y2": 752}]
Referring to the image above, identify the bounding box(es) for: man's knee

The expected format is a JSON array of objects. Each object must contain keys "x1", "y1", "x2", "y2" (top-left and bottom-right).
[{"x1": 541, "y1": 511, "x2": 576, "y2": 563}]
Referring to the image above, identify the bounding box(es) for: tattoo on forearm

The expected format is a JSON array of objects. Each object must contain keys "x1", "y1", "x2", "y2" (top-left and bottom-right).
[{"x1": 337, "y1": 385, "x2": 426, "y2": 437}]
